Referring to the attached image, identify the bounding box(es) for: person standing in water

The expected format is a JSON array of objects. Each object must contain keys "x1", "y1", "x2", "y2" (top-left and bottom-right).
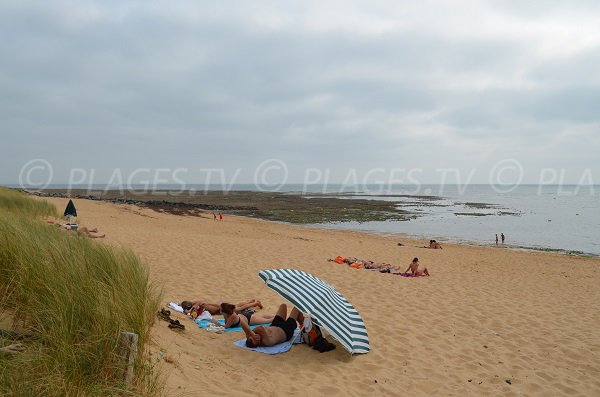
[
  {"x1": 495, "y1": 234, "x2": 499, "y2": 246},
  {"x1": 501, "y1": 233, "x2": 505, "y2": 244}
]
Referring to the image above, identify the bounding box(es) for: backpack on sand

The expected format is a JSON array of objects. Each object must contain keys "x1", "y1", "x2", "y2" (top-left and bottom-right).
[{"x1": 302, "y1": 316, "x2": 336, "y2": 353}]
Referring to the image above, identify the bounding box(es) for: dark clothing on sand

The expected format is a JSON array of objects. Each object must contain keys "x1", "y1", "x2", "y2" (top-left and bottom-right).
[
  {"x1": 271, "y1": 315, "x2": 297, "y2": 341},
  {"x1": 231, "y1": 309, "x2": 254, "y2": 328}
]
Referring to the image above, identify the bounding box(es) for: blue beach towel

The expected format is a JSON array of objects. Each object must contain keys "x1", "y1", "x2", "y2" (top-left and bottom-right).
[
  {"x1": 233, "y1": 329, "x2": 302, "y2": 355},
  {"x1": 195, "y1": 318, "x2": 269, "y2": 333}
]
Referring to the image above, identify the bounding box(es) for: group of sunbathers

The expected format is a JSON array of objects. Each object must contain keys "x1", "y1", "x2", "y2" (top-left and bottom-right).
[
  {"x1": 181, "y1": 299, "x2": 304, "y2": 347},
  {"x1": 330, "y1": 256, "x2": 430, "y2": 276}
]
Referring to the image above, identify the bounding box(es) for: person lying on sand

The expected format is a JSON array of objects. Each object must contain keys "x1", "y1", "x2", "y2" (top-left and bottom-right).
[
  {"x1": 242, "y1": 303, "x2": 304, "y2": 347},
  {"x1": 78, "y1": 226, "x2": 105, "y2": 238},
  {"x1": 181, "y1": 298, "x2": 263, "y2": 316},
  {"x1": 214, "y1": 303, "x2": 276, "y2": 329},
  {"x1": 46, "y1": 217, "x2": 73, "y2": 228},
  {"x1": 365, "y1": 262, "x2": 395, "y2": 270},
  {"x1": 403, "y1": 257, "x2": 430, "y2": 276},
  {"x1": 330, "y1": 257, "x2": 405, "y2": 273},
  {"x1": 47, "y1": 218, "x2": 105, "y2": 238},
  {"x1": 331, "y1": 257, "x2": 383, "y2": 269}
]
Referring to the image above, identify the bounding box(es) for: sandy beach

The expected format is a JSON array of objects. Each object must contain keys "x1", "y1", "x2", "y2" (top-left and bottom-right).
[{"x1": 43, "y1": 197, "x2": 600, "y2": 397}]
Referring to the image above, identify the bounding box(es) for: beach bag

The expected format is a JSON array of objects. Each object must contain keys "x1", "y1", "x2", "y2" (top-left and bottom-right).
[
  {"x1": 301, "y1": 316, "x2": 324, "y2": 346},
  {"x1": 301, "y1": 317, "x2": 335, "y2": 352},
  {"x1": 190, "y1": 306, "x2": 204, "y2": 319},
  {"x1": 307, "y1": 325, "x2": 324, "y2": 347}
]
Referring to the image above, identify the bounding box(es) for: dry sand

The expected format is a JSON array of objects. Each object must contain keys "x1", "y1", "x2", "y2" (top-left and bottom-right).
[{"x1": 45, "y1": 197, "x2": 600, "y2": 396}]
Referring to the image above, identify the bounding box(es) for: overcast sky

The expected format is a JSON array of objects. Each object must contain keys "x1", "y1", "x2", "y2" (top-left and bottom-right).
[{"x1": 1, "y1": 0, "x2": 600, "y2": 186}]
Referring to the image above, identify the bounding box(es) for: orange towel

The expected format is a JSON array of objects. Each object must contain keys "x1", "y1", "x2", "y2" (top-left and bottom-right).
[
  {"x1": 334, "y1": 256, "x2": 345, "y2": 264},
  {"x1": 350, "y1": 262, "x2": 363, "y2": 269}
]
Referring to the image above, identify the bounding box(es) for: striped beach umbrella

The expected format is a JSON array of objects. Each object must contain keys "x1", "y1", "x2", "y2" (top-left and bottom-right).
[{"x1": 258, "y1": 269, "x2": 370, "y2": 354}]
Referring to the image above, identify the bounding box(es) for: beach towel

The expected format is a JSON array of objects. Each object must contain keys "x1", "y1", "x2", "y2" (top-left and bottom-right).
[
  {"x1": 334, "y1": 256, "x2": 345, "y2": 264},
  {"x1": 233, "y1": 329, "x2": 302, "y2": 355},
  {"x1": 195, "y1": 319, "x2": 269, "y2": 333}
]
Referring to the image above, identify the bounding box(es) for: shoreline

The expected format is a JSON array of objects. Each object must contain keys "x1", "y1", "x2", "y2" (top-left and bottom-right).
[
  {"x1": 27, "y1": 188, "x2": 597, "y2": 258},
  {"x1": 312, "y1": 223, "x2": 600, "y2": 258}
]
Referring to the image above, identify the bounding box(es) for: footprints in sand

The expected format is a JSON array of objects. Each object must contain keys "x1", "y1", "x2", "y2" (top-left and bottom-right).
[{"x1": 89, "y1": 202, "x2": 600, "y2": 397}]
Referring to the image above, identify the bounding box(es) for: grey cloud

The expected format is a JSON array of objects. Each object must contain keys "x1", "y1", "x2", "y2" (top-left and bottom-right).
[{"x1": 1, "y1": 1, "x2": 600, "y2": 184}]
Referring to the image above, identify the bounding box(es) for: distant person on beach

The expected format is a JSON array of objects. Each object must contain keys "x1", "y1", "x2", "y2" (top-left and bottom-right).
[
  {"x1": 79, "y1": 226, "x2": 105, "y2": 238},
  {"x1": 242, "y1": 303, "x2": 304, "y2": 347},
  {"x1": 213, "y1": 212, "x2": 217, "y2": 221},
  {"x1": 425, "y1": 240, "x2": 442, "y2": 249},
  {"x1": 48, "y1": 218, "x2": 106, "y2": 238},
  {"x1": 181, "y1": 298, "x2": 263, "y2": 316},
  {"x1": 495, "y1": 234, "x2": 499, "y2": 246},
  {"x1": 404, "y1": 257, "x2": 430, "y2": 276},
  {"x1": 215, "y1": 303, "x2": 276, "y2": 329},
  {"x1": 329, "y1": 257, "x2": 399, "y2": 272},
  {"x1": 501, "y1": 233, "x2": 505, "y2": 244},
  {"x1": 365, "y1": 261, "x2": 393, "y2": 271},
  {"x1": 219, "y1": 212, "x2": 223, "y2": 221}
]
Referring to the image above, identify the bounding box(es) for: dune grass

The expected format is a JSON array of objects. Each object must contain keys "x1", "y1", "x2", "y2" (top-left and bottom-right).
[
  {"x1": 0, "y1": 187, "x2": 59, "y2": 218},
  {"x1": 0, "y1": 188, "x2": 163, "y2": 396}
]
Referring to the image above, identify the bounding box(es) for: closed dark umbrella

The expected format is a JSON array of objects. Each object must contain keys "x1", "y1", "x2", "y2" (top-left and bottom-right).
[{"x1": 64, "y1": 199, "x2": 77, "y2": 218}]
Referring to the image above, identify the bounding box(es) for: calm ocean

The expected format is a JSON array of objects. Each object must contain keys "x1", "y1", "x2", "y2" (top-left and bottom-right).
[
  {"x1": 163, "y1": 183, "x2": 599, "y2": 255},
  {"x1": 300, "y1": 184, "x2": 600, "y2": 256}
]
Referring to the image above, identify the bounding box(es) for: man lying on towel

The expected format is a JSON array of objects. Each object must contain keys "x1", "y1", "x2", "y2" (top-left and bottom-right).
[{"x1": 242, "y1": 303, "x2": 304, "y2": 348}]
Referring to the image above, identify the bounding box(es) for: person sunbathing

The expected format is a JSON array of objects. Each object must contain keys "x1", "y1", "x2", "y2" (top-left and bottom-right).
[
  {"x1": 242, "y1": 303, "x2": 304, "y2": 347},
  {"x1": 403, "y1": 257, "x2": 430, "y2": 276},
  {"x1": 52, "y1": 220, "x2": 106, "y2": 238},
  {"x1": 346, "y1": 258, "x2": 395, "y2": 270},
  {"x1": 365, "y1": 262, "x2": 394, "y2": 270},
  {"x1": 329, "y1": 256, "x2": 407, "y2": 273},
  {"x1": 424, "y1": 240, "x2": 443, "y2": 249},
  {"x1": 181, "y1": 298, "x2": 263, "y2": 316},
  {"x1": 79, "y1": 226, "x2": 105, "y2": 238},
  {"x1": 215, "y1": 303, "x2": 275, "y2": 329}
]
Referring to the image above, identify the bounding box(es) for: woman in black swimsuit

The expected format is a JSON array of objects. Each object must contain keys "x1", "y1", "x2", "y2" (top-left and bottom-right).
[{"x1": 218, "y1": 303, "x2": 276, "y2": 329}]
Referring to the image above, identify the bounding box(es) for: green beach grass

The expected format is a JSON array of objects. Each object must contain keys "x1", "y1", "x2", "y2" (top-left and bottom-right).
[
  {"x1": 0, "y1": 187, "x2": 58, "y2": 218},
  {"x1": 0, "y1": 188, "x2": 163, "y2": 396}
]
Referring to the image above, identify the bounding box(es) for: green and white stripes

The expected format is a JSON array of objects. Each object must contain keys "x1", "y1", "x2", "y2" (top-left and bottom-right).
[{"x1": 259, "y1": 269, "x2": 370, "y2": 354}]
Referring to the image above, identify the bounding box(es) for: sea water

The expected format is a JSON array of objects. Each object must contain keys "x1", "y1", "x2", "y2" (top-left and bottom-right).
[{"x1": 306, "y1": 184, "x2": 600, "y2": 256}]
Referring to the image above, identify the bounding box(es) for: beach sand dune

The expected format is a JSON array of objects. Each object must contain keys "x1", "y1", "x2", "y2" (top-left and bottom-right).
[{"x1": 44, "y1": 197, "x2": 600, "y2": 396}]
